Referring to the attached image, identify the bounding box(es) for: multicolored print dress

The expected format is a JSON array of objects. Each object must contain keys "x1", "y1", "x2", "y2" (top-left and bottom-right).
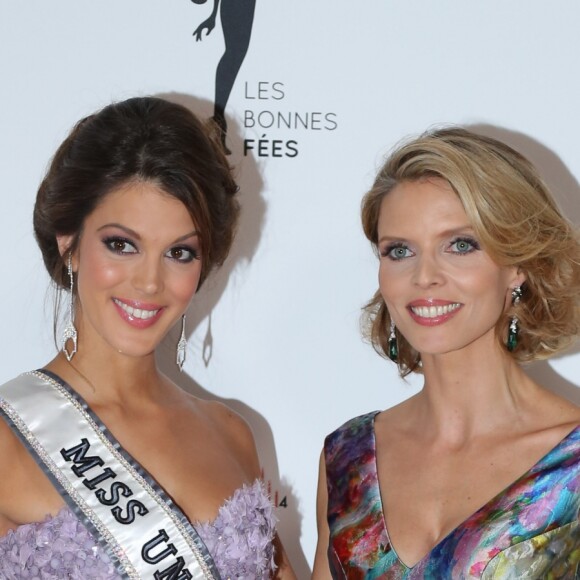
[{"x1": 324, "y1": 411, "x2": 580, "y2": 579}]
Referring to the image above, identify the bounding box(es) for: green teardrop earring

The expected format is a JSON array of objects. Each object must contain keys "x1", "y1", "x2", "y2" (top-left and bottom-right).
[
  {"x1": 507, "y1": 286, "x2": 522, "y2": 352},
  {"x1": 388, "y1": 321, "x2": 398, "y2": 362}
]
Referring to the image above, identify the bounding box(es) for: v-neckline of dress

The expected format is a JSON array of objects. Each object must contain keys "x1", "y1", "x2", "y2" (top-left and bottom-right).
[{"x1": 369, "y1": 410, "x2": 580, "y2": 570}]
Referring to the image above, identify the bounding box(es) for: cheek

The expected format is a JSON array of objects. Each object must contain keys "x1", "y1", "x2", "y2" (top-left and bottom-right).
[
  {"x1": 378, "y1": 263, "x2": 406, "y2": 303},
  {"x1": 167, "y1": 267, "x2": 202, "y2": 303},
  {"x1": 77, "y1": 247, "x2": 128, "y2": 292},
  {"x1": 452, "y1": 268, "x2": 508, "y2": 310}
]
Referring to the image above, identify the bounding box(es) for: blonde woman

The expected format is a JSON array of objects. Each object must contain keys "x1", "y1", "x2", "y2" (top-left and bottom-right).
[{"x1": 313, "y1": 128, "x2": 580, "y2": 578}]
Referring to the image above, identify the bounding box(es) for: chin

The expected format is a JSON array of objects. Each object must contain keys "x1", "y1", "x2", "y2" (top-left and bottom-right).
[
  {"x1": 106, "y1": 338, "x2": 159, "y2": 359},
  {"x1": 411, "y1": 341, "x2": 464, "y2": 357}
]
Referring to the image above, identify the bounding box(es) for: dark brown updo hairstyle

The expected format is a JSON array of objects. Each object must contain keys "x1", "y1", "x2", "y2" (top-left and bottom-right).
[
  {"x1": 34, "y1": 96, "x2": 239, "y2": 289},
  {"x1": 361, "y1": 127, "x2": 580, "y2": 377}
]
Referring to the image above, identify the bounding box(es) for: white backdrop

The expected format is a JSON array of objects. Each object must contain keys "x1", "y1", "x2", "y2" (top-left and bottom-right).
[{"x1": 1, "y1": 3, "x2": 580, "y2": 576}]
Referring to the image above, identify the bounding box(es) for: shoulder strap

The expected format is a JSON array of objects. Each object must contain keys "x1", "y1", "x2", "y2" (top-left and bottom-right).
[
  {"x1": 324, "y1": 411, "x2": 388, "y2": 574},
  {"x1": 0, "y1": 371, "x2": 221, "y2": 580},
  {"x1": 324, "y1": 411, "x2": 380, "y2": 505}
]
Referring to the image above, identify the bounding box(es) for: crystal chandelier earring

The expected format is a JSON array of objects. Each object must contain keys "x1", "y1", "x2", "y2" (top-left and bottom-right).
[
  {"x1": 507, "y1": 286, "x2": 522, "y2": 352},
  {"x1": 176, "y1": 314, "x2": 187, "y2": 371},
  {"x1": 388, "y1": 320, "x2": 398, "y2": 362},
  {"x1": 62, "y1": 254, "x2": 78, "y2": 361}
]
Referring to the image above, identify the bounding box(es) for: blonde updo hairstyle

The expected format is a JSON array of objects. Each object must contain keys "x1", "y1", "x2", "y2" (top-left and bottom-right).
[{"x1": 361, "y1": 127, "x2": 580, "y2": 377}]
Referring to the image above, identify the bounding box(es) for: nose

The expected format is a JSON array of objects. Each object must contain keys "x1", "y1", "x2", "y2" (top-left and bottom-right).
[
  {"x1": 132, "y1": 256, "x2": 164, "y2": 295},
  {"x1": 412, "y1": 252, "x2": 445, "y2": 288}
]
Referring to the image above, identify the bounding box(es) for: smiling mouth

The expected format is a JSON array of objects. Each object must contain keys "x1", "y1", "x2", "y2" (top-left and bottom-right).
[
  {"x1": 113, "y1": 298, "x2": 161, "y2": 320},
  {"x1": 410, "y1": 303, "x2": 462, "y2": 318}
]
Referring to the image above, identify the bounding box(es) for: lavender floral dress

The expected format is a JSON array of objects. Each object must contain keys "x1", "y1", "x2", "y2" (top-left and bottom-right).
[{"x1": 0, "y1": 479, "x2": 276, "y2": 579}]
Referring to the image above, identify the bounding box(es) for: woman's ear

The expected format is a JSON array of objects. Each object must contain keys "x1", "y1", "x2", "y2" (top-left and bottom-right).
[
  {"x1": 56, "y1": 235, "x2": 77, "y2": 269},
  {"x1": 503, "y1": 268, "x2": 526, "y2": 310},
  {"x1": 511, "y1": 269, "x2": 526, "y2": 291}
]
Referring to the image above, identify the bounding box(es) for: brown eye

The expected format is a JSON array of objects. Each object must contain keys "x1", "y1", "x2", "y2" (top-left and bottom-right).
[
  {"x1": 103, "y1": 237, "x2": 137, "y2": 254},
  {"x1": 165, "y1": 246, "x2": 197, "y2": 263}
]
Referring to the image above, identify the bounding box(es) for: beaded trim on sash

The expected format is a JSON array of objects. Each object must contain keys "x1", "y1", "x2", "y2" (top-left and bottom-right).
[{"x1": 0, "y1": 371, "x2": 221, "y2": 580}]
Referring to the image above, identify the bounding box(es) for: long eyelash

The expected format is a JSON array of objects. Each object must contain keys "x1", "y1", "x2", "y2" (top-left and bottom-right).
[
  {"x1": 102, "y1": 236, "x2": 135, "y2": 253},
  {"x1": 381, "y1": 242, "x2": 406, "y2": 257},
  {"x1": 452, "y1": 236, "x2": 481, "y2": 250},
  {"x1": 102, "y1": 236, "x2": 132, "y2": 244},
  {"x1": 171, "y1": 245, "x2": 199, "y2": 261}
]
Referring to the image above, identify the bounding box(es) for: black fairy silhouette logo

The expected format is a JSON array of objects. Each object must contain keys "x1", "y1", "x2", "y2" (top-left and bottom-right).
[{"x1": 192, "y1": 0, "x2": 257, "y2": 154}]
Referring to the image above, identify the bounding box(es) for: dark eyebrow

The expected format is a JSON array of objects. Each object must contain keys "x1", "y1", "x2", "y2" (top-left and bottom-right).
[
  {"x1": 172, "y1": 230, "x2": 199, "y2": 243},
  {"x1": 98, "y1": 223, "x2": 141, "y2": 239},
  {"x1": 97, "y1": 223, "x2": 198, "y2": 244}
]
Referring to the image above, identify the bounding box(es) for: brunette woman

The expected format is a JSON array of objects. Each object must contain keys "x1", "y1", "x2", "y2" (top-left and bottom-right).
[{"x1": 0, "y1": 96, "x2": 295, "y2": 579}]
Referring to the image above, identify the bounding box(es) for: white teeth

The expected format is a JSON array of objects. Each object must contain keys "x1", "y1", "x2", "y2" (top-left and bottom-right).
[
  {"x1": 114, "y1": 299, "x2": 160, "y2": 320},
  {"x1": 411, "y1": 303, "x2": 461, "y2": 318}
]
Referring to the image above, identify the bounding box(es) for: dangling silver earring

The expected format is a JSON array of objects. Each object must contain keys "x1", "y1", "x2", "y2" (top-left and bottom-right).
[
  {"x1": 507, "y1": 286, "x2": 522, "y2": 352},
  {"x1": 62, "y1": 254, "x2": 78, "y2": 361},
  {"x1": 388, "y1": 320, "x2": 398, "y2": 362},
  {"x1": 176, "y1": 314, "x2": 187, "y2": 371}
]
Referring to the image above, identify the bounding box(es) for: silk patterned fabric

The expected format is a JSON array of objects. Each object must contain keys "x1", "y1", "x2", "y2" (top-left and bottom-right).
[{"x1": 324, "y1": 411, "x2": 580, "y2": 579}]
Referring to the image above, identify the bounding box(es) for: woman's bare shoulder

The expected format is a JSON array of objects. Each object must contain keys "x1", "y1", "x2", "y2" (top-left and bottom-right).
[
  {"x1": 197, "y1": 397, "x2": 261, "y2": 476},
  {"x1": 531, "y1": 383, "x2": 580, "y2": 436},
  {"x1": 175, "y1": 388, "x2": 254, "y2": 440},
  {"x1": 202, "y1": 399, "x2": 256, "y2": 443},
  {"x1": 0, "y1": 412, "x2": 22, "y2": 474},
  {"x1": 0, "y1": 411, "x2": 64, "y2": 534},
  {"x1": 0, "y1": 414, "x2": 32, "y2": 532},
  {"x1": 163, "y1": 379, "x2": 261, "y2": 479}
]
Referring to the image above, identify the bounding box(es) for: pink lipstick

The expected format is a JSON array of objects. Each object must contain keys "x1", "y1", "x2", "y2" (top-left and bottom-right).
[
  {"x1": 112, "y1": 298, "x2": 164, "y2": 329},
  {"x1": 407, "y1": 299, "x2": 462, "y2": 326}
]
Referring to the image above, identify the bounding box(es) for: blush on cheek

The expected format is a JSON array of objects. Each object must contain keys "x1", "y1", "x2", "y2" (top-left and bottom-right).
[
  {"x1": 78, "y1": 242, "x2": 121, "y2": 280},
  {"x1": 168, "y1": 263, "x2": 202, "y2": 300},
  {"x1": 175, "y1": 272, "x2": 202, "y2": 302},
  {"x1": 99, "y1": 263, "x2": 128, "y2": 286},
  {"x1": 83, "y1": 261, "x2": 128, "y2": 290}
]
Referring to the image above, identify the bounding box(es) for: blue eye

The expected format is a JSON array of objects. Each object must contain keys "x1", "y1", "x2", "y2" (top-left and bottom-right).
[
  {"x1": 449, "y1": 237, "x2": 480, "y2": 254},
  {"x1": 383, "y1": 243, "x2": 413, "y2": 261},
  {"x1": 165, "y1": 246, "x2": 199, "y2": 263},
  {"x1": 103, "y1": 237, "x2": 137, "y2": 255}
]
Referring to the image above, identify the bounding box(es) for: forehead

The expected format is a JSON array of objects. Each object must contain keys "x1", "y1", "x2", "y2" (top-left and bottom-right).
[
  {"x1": 378, "y1": 178, "x2": 471, "y2": 235},
  {"x1": 87, "y1": 181, "x2": 194, "y2": 227}
]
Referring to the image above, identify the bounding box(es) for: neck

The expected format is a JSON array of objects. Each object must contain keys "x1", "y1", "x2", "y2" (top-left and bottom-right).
[{"x1": 410, "y1": 336, "x2": 540, "y2": 445}]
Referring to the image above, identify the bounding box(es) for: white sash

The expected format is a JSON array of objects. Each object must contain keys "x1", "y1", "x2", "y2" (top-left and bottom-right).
[{"x1": 0, "y1": 371, "x2": 221, "y2": 580}]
